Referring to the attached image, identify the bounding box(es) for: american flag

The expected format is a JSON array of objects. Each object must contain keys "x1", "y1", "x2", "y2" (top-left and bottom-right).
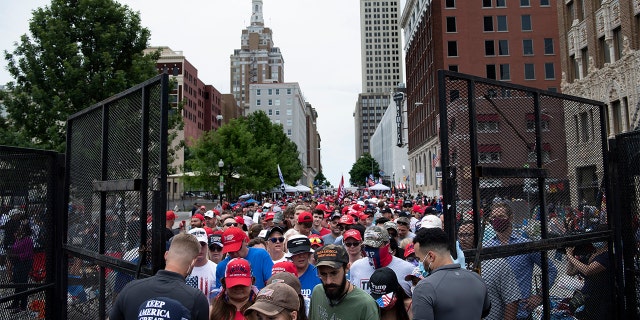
[
  {"x1": 432, "y1": 152, "x2": 440, "y2": 168},
  {"x1": 337, "y1": 176, "x2": 346, "y2": 204}
]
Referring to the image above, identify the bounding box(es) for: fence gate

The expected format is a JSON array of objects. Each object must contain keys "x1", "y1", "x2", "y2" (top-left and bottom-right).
[
  {"x1": 438, "y1": 70, "x2": 625, "y2": 319},
  {"x1": 0, "y1": 147, "x2": 63, "y2": 319},
  {"x1": 62, "y1": 74, "x2": 169, "y2": 319}
]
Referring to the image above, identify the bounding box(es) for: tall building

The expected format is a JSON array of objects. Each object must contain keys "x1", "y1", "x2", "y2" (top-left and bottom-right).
[
  {"x1": 230, "y1": 0, "x2": 285, "y2": 113},
  {"x1": 247, "y1": 83, "x2": 321, "y2": 185},
  {"x1": 557, "y1": 0, "x2": 640, "y2": 206},
  {"x1": 401, "y1": 0, "x2": 563, "y2": 195},
  {"x1": 355, "y1": 0, "x2": 404, "y2": 158}
]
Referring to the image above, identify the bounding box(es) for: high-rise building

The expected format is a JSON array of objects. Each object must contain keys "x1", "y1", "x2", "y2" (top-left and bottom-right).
[
  {"x1": 557, "y1": 0, "x2": 640, "y2": 206},
  {"x1": 230, "y1": 0, "x2": 285, "y2": 113},
  {"x1": 247, "y1": 83, "x2": 321, "y2": 185},
  {"x1": 355, "y1": 0, "x2": 404, "y2": 159},
  {"x1": 401, "y1": 0, "x2": 563, "y2": 195}
]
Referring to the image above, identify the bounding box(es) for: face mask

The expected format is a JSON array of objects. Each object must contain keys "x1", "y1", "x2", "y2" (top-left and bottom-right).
[
  {"x1": 417, "y1": 254, "x2": 430, "y2": 277},
  {"x1": 375, "y1": 292, "x2": 397, "y2": 310},
  {"x1": 593, "y1": 242, "x2": 606, "y2": 248},
  {"x1": 490, "y1": 217, "x2": 510, "y2": 233},
  {"x1": 364, "y1": 244, "x2": 393, "y2": 268}
]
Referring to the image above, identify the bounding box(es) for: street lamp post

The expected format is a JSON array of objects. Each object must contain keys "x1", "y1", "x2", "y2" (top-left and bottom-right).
[{"x1": 218, "y1": 159, "x2": 224, "y2": 203}]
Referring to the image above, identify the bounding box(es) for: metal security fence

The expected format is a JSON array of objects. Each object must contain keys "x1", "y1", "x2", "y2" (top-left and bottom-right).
[
  {"x1": 62, "y1": 74, "x2": 169, "y2": 320},
  {"x1": 0, "y1": 146, "x2": 63, "y2": 319},
  {"x1": 438, "y1": 70, "x2": 621, "y2": 319},
  {"x1": 610, "y1": 130, "x2": 640, "y2": 318}
]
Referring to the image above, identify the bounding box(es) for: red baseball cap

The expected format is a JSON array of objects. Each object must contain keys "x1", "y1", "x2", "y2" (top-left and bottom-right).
[
  {"x1": 309, "y1": 234, "x2": 324, "y2": 248},
  {"x1": 412, "y1": 205, "x2": 423, "y2": 214},
  {"x1": 404, "y1": 243, "x2": 416, "y2": 258},
  {"x1": 192, "y1": 214, "x2": 205, "y2": 222},
  {"x1": 222, "y1": 227, "x2": 248, "y2": 253},
  {"x1": 225, "y1": 258, "x2": 252, "y2": 288},
  {"x1": 271, "y1": 261, "x2": 298, "y2": 277},
  {"x1": 338, "y1": 215, "x2": 354, "y2": 225},
  {"x1": 213, "y1": 209, "x2": 220, "y2": 216},
  {"x1": 343, "y1": 229, "x2": 362, "y2": 241},
  {"x1": 235, "y1": 216, "x2": 245, "y2": 226},
  {"x1": 166, "y1": 210, "x2": 176, "y2": 221},
  {"x1": 315, "y1": 203, "x2": 331, "y2": 213},
  {"x1": 264, "y1": 212, "x2": 275, "y2": 221},
  {"x1": 358, "y1": 212, "x2": 369, "y2": 221},
  {"x1": 298, "y1": 211, "x2": 313, "y2": 224}
]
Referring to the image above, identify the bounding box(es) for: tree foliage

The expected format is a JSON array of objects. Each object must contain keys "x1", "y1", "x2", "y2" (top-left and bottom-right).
[
  {"x1": 314, "y1": 170, "x2": 331, "y2": 188},
  {"x1": 349, "y1": 153, "x2": 380, "y2": 186},
  {"x1": 0, "y1": 0, "x2": 158, "y2": 151},
  {"x1": 185, "y1": 111, "x2": 303, "y2": 196}
]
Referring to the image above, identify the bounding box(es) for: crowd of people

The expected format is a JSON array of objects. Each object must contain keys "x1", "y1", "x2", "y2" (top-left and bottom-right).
[{"x1": 0, "y1": 190, "x2": 615, "y2": 319}]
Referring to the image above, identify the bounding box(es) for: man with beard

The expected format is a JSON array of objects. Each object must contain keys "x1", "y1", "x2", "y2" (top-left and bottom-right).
[
  {"x1": 309, "y1": 244, "x2": 378, "y2": 320},
  {"x1": 350, "y1": 226, "x2": 415, "y2": 297},
  {"x1": 321, "y1": 213, "x2": 342, "y2": 245}
]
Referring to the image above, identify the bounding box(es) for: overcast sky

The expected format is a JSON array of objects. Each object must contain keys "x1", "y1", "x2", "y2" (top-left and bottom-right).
[{"x1": 0, "y1": 0, "x2": 394, "y2": 187}]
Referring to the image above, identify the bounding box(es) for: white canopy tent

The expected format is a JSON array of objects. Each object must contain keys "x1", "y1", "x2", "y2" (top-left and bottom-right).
[
  {"x1": 295, "y1": 185, "x2": 312, "y2": 193},
  {"x1": 369, "y1": 183, "x2": 391, "y2": 191}
]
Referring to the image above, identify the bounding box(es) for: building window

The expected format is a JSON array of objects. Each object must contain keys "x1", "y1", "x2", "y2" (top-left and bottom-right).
[
  {"x1": 478, "y1": 121, "x2": 499, "y2": 132},
  {"x1": 500, "y1": 64, "x2": 511, "y2": 80},
  {"x1": 268, "y1": 99, "x2": 273, "y2": 106},
  {"x1": 446, "y1": 17, "x2": 457, "y2": 32},
  {"x1": 275, "y1": 109, "x2": 280, "y2": 115},
  {"x1": 479, "y1": 152, "x2": 501, "y2": 163},
  {"x1": 268, "y1": 109, "x2": 273, "y2": 115},
  {"x1": 257, "y1": 89, "x2": 261, "y2": 95},
  {"x1": 448, "y1": 41, "x2": 458, "y2": 56},
  {"x1": 526, "y1": 118, "x2": 550, "y2": 131},
  {"x1": 286, "y1": 109, "x2": 292, "y2": 116},
  {"x1": 520, "y1": 0, "x2": 530, "y2": 6},
  {"x1": 613, "y1": 27, "x2": 623, "y2": 60},
  {"x1": 446, "y1": 0, "x2": 455, "y2": 8},
  {"x1": 544, "y1": 38, "x2": 554, "y2": 54},
  {"x1": 540, "y1": 0, "x2": 550, "y2": 6},
  {"x1": 484, "y1": 16, "x2": 494, "y2": 31},
  {"x1": 287, "y1": 129, "x2": 292, "y2": 136},
  {"x1": 600, "y1": 36, "x2": 611, "y2": 64},
  {"x1": 523, "y1": 39, "x2": 534, "y2": 55},
  {"x1": 521, "y1": 15, "x2": 532, "y2": 31},
  {"x1": 575, "y1": 111, "x2": 593, "y2": 143},
  {"x1": 486, "y1": 64, "x2": 497, "y2": 79},
  {"x1": 544, "y1": 63, "x2": 555, "y2": 79},
  {"x1": 275, "y1": 89, "x2": 280, "y2": 95},
  {"x1": 485, "y1": 40, "x2": 495, "y2": 56},
  {"x1": 275, "y1": 99, "x2": 281, "y2": 106},
  {"x1": 497, "y1": 16, "x2": 508, "y2": 31},
  {"x1": 483, "y1": 0, "x2": 492, "y2": 7},
  {"x1": 449, "y1": 65, "x2": 459, "y2": 72},
  {"x1": 496, "y1": 0, "x2": 506, "y2": 7},
  {"x1": 287, "y1": 88, "x2": 292, "y2": 94},
  {"x1": 257, "y1": 99, "x2": 261, "y2": 106},
  {"x1": 577, "y1": 166, "x2": 598, "y2": 205},
  {"x1": 498, "y1": 40, "x2": 509, "y2": 55},
  {"x1": 286, "y1": 119, "x2": 292, "y2": 126},
  {"x1": 524, "y1": 63, "x2": 535, "y2": 79},
  {"x1": 268, "y1": 89, "x2": 273, "y2": 95},
  {"x1": 528, "y1": 150, "x2": 551, "y2": 163}
]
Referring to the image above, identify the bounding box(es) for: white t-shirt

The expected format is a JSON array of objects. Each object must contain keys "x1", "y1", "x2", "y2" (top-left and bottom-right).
[
  {"x1": 186, "y1": 260, "x2": 217, "y2": 303},
  {"x1": 349, "y1": 256, "x2": 415, "y2": 297}
]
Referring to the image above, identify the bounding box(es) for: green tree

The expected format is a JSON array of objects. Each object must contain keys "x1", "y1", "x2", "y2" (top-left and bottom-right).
[
  {"x1": 313, "y1": 170, "x2": 331, "y2": 188},
  {"x1": 1, "y1": 0, "x2": 158, "y2": 151},
  {"x1": 185, "y1": 111, "x2": 302, "y2": 197},
  {"x1": 349, "y1": 153, "x2": 380, "y2": 186}
]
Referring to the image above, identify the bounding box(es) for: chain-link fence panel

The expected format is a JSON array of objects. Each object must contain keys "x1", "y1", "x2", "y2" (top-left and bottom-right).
[
  {"x1": 612, "y1": 131, "x2": 640, "y2": 318},
  {"x1": 64, "y1": 74, "x2": 169, "y2": 320},
  {"x1": 438, "y1": 70, "x2": 617, "y2": 319},
  {"x1": 0, "y1": 147, "x2": 60, "y2": 318}
]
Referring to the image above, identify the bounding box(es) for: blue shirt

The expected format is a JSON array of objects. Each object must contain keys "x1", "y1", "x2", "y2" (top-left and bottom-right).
[
  {"x1": 298, "y1": 264, "x2": 321, "y2": 299},
  {"x1": 215, "y1": 247, "x2": 274, "y2": 290},
  {"x1": 485, "y1": 234, "x2": 557, "y2": 319}
]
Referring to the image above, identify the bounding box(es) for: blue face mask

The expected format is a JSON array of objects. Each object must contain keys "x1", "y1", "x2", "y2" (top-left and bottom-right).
[{"x1": 417, "y1": 255, "x2": 430, "y2": 277}]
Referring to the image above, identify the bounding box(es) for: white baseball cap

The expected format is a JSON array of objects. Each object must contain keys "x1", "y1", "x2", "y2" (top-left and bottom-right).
[{"x1": 420, "y1": 215, "x2": 442, "y2": 229}]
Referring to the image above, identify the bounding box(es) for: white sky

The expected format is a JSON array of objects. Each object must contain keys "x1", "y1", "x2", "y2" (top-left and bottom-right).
[{"x1": 0, "y1": 0, "x2": 390, "y2": 187}]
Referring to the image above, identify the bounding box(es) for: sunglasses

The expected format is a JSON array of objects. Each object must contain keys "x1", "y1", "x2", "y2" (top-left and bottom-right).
[
  {"x1": 344, "y1": 242, "x2": 361, "y2": 247},
  {"x1": 209, "y1": 245, "x2": 223, "y2": 252},
  {"x1": 269, "y1": 237, "x2": 285, "y2": 243},
  {"x1": 225, "y1": 222, "x2": 238, "y2": 227}
]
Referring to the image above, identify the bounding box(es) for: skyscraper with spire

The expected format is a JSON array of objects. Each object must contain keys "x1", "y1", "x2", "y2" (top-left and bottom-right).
[{"x1": 230, "y1": 0, "x2": 285, "y2": 112}]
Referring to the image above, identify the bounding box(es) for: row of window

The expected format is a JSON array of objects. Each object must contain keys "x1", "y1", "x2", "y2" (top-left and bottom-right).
[
  {"x1": 482, "y1": 62, "x2": 555, "y2": 80},
  {"x1": 482, "y1": 38, "x2": 555, "y2": 56},
  {"x1": 482, "y1": 15, "x2": 533, "y2": 32},
  {"x1": 256, "y1": 99, "x2": 295, "y2": 106},
  {"x1": 256, "y1": 88, "x2": 292, "y2": 95},
  {"x1": 475, "y1": 119, "x2": 550, "y2": 133},
  {"x1": 441, "y1": 0, "x2": 550, "y2": 9},
  {"x1": 471, "y1": 150, "x2": 551, "y2": 164}
]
